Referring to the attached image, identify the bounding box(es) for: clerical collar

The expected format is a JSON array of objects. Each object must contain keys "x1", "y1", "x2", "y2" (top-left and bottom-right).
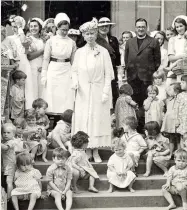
[{"x1": 137, "y1": 34, "x2": 146, "y2": 39}]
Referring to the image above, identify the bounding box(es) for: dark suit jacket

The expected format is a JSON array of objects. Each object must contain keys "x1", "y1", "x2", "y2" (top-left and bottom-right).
[{"x1": 125, "y1": 35, "x2": 161, "y2": 82}]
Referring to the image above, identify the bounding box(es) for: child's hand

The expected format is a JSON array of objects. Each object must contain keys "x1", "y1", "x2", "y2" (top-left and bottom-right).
[
  {"x1": 79, "y1": 168, "x2": 85, "y2": 177},
  {"x1": 41, "y1": 192, "x2": 47, "y2": 199},
  {"x1": 162, "y1": 183, "x2": 170, "y2": 190},
  {"x1": 175, "y1": 120, "x2": 180, "y2": 127}
]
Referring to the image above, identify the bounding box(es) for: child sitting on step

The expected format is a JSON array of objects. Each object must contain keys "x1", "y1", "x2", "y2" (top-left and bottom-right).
[
  {"x1": 69, "y1": 131, "x2": 99, "y2": 194},
  {"x1": 162, "y1": 149, "x2": 187, "y2": 210},
  {"x1": 11, "y1": 152, "x2": 43, "y2": 210},
  {"x1": 143, "y1": 121, "x2": 170, "y2": 177},
  {"x1": 46, "y1": 148, "x2": 72, "y2": 210},
  {"x1": 107, "y1": 138, "x2": 136, "y2": 193}
]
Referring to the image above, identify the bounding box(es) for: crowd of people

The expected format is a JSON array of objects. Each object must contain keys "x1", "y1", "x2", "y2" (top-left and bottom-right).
[{"x1": 1, "y1": 12, "x2": 187, "y2": 210}]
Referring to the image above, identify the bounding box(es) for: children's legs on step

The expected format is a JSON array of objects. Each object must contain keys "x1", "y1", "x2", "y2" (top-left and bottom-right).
[
  {"x1": 6, "y1": 175, "x2": 13, "y2": 199},
  {"x1": 107, "y1": 183, "x2": 114, "y2": 193},
  {"x1": 11, "y1": 195, "x2": 19, "y2": 210},
  {"x1": 72, "y1": 168, "x2": 80, "y2": 193},
  {"x1": 65, "y1": 190, "x2": 73, "y2": 210},
  {"x1": 51, "y1": 190, "x2": 64, "y2": 210},
  {"x1": 28, "y1": 193, "x2": 38, "y2": 210},
  {"x1": 88, "y1": 176, "x2": 98, "y2": 192},
  {"x1": 154, "y1": 161, "x2": 168, "y2": 176},
  {"x1": 52, "y1": 132, "x2": 67, "y2": 151},
  {"x1": 179, "y1": 189, "x2": 187, "y2": 210},
  {"x1": 162, "y1": 188, "x2": 176, "y2": 209},
  {"x1": 64, "y1": 141, "x2": 73, "y2": 154},
  {"x1": 42, "y1": 145, "x2": 48, "y2": 162},
  {"x1": 128, "y1": 178, "x2": 136, "y2": 193},
  {"x1": 31, "y1": 145, "x2": 39, "y2": 162},
  {"x1": 143, "y1": 151, "x2": 153, "y2": 177}
]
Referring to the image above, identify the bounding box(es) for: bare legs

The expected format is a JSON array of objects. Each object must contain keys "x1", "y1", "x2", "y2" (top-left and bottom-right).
[{"x1": 42, "y1": 145, "x2": 48, "y2": 162}]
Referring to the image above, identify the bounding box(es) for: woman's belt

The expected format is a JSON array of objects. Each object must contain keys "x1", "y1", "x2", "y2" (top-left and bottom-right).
[{"x1": 50, "y1": 57, "x2": 70, "y2": 62}]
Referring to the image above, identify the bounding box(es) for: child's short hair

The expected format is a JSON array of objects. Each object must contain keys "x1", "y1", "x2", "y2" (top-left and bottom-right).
[
  {"x1": 71, "y1": 131, "x2": 89, "y2": 149},
  {"x1": 165, "y1": 26, "x2": 175, "y2": 33},
  {"x1": 154, "y1": 31, "x2": 166, "y2": 45},
  {"x1": 174, "y1": 149, "x2": 187, "y2": 161},
  {"x1": 119, "y1": 84, "x2": 133, "y2": 96},
  {"x1": 170, "y1": 82, "x2": 181, "y2": 94},
  {"x1": 2, "y1": 123, "x2": 16, "y2": 134},
  {"x1": 12, "y1": 70, "x2": 27, "y2": 82},
  {"x1": 147, "y1": 85, "x2": 159, "y2": 96},
  {"x1": 16, "y1": 152, "x2": 32, "y2": 169},
  {"x1": 111, "y1": 138, "x2": 126, "y2": 151},
  {"x1": 113, "y1": 127, "x2": 124, "y2": 138},
  {"x1": 32, "y1": 98, "x2": 48, "y2": 109},
  {"x1": 52, "y1": 147, "x2": 70, "y2": 159},
  {"x1": 25, "y1": 108, "x2": 36, "y2": 120},
  {"x1": 125, "y1": 116, "x2": 138, "y2": 130},
  {"x1": 153, "y1": 70, "x2": 165, "y2": 81},
  {"x1": 144, "y1": 121, "x2": 160, "y2": 136},
  {"x1": 181, "y1": 75, "x2": 187, "y2": 84},
  {"x1": 13, "y1": 118, "x2": 26, "y2": 129},
  {"x1": 60, "y1": 109, "x2": 73, "y2": 124}
]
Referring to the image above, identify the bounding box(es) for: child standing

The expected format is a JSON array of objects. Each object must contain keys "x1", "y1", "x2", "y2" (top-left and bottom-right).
[
  {"x1": 50, "y1": 109, "x2": 73, "y2": 154},
  {"x1": 143, "y1": 121, "x2": 170, "y2": 177},
  {"x1": 162, "y1": 149, "x2": 187, "y2": 210},
  {"x1": 144, "y1": 85, "x2": 164, "y2": 126},
  {"x1": 122, "y1": 117, "x2": 147, "y2": 168},
  {"x1": 23, "y1": 109, "x2": 48, "y2": 162},
  {"x1": 1, "y1": 123, "x2": 17, "y2": 199},
  {"x1": 69, "y1": 131, "x2": 99, "y2": 193},
  {"x1": 115, "y1": 84, "x2": 138, "y2": 129},
  {"x1": 10, "y1": 70, "x2": 27, "y2": 120},
  {"x1": 161, "y1": 83, "x2": 181, "y2": 155},
  {"x1": 11, "y1": 152, "x2": 42, "y2": 210},
  {"x1": 107, "y1": 138, "x2": 136, "y2": 193},
  {"x1": 46, "y1": 148, "x2": 72, "y2": 210}
]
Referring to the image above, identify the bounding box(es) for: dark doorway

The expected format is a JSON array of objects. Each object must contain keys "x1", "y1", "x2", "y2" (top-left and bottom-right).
[{"x1": 45, "y1": 1, "x2": 111, "y2": 29}]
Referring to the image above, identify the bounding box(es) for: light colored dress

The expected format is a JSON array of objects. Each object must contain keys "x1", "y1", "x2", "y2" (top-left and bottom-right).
[
  {"x1": 115, "y1": 95, "x2": 137, "y2": 129},
  {"x1": 155, "y1": 83, "x2": 167, "y2": 102},
  {"x1": 11, "y1": 167, "x2": 42, "y2": 198},
  {"x1": 107, "y1": 153, "x2": 136, "y2": 188},
  {"x1": 161, "y1": 96, "x2": 178, "y2": 133},
  {"x1": 71, "y1": 44, "x2": 114, "y2": 148},
  {"x1": 144, "y1": 97, "x2": 164, "y2": 126},
  {"x1": 29, "y1": 36, "x2": 45, "y2": 99},
  {"x1": 158, "y1": 46, "x2": 168, "y2": 71},
  {"x1": 42, "y1": 34, "x2": 76, "y2": 113},
  {"x1": 176, "y1": 92, "x2": 187, "y2": 135},
  {"x1": 8, "y1": 34, "x2": 34, "y2": 109}
]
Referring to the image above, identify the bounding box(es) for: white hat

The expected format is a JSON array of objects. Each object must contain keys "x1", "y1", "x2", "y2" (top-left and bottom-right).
[
  {"x1": 150, "y1": 30, "x2": 159, "y2": 38},
  {"x1": 42, "y1": 18, "x2": 55, "y2": 29},
  {"x1": 79, "y1": 18, "x2": 98, "y2": 33},
  {"x1": 68, "y1": 29, "x2": 80, "y2": 35},
  {"x1": 98, "y1": 17, "x2": 115, "y2": 27},
  {"x1": 28, "y1": 17, "x2": 44, "y2": 27},
  {"x1": 54, "y1": 13, "x2": 70, "y2": 27},
  {"x1": 12, "y1": 16, "x2": 26, "y2": 29},
  {"x1": 172, "y1": 15, "x2": 187, "y2": 28}
]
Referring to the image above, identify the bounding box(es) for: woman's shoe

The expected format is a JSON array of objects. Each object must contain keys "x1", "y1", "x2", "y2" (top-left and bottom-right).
[{"x1": 93, "y1": 149, "x2": 102, "y2": 163}]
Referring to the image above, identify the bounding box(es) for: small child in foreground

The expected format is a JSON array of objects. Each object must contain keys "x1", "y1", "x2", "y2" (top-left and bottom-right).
[
  {"x1": 107, "y1": 138, "x2": 136, "y2": 193},
  {"x1": 46, "y1": 148, "x2": 72, "y2": 210},
  {"x1": 162, "y1": 149, "x2": 187, "y2": 210}
]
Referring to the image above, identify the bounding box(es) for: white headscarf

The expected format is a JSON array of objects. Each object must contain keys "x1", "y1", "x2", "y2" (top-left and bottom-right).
[
  {"x1": 172, "y1": 15, "x2": 187, "y2": 28},
  {"x1": 54, "y1": 13, "x2": 70, "y2": 27},
  {"x1": 28, "y1": 17, "x2": 44, "y2": 27}
]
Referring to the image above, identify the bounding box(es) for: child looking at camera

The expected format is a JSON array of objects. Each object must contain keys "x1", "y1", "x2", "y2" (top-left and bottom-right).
[{"x1": 46, "y1": 148, "x2": 72, "y2": 210}]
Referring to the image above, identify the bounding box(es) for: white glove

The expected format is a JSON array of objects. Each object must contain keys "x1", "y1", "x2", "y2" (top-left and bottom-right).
[
  {"x1": 41, "y1": 77, "x2": 47, "y2": 87},
  {"x1": 102, "y1": 93, "x2": 109, "y2": 103}
]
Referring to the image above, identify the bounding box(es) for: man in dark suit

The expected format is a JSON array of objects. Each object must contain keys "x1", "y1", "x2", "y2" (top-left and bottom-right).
[
  {"x1": 125, "y1": 18, "x2": 161, "y2": 132},
  {"x1": 96, "y1": 17, "x2": 121, "y2": 109}
]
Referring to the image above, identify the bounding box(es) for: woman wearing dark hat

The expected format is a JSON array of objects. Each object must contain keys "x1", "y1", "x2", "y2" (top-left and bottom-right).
[{"x1": 96, "y1": 17, "x2": 121, "y2": 109}]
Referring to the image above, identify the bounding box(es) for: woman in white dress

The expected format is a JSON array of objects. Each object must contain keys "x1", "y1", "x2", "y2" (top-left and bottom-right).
[
  {"x1": 27, "y1": 18, "x2": 45, "y2": 99},
  {"x1": 8, "y1": 16, "x2": 34, "y2": 109},
  {"x1": 71, "y1": 18, "x2": 114, "y2": 162},
  {"x1": 41, "y1": 13, "x2": 76, "y2": 113}
]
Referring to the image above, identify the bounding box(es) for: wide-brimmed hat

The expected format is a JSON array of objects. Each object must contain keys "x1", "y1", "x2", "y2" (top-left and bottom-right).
[
  {"x1": 98, "y1": 17, "x2": 115, "y2": 27},
  {"x1": 68, "y1": 29, "x2": 80, "y2": 36},
  {"x1": 172, "y1": 15, "x2": 187, "y2": 28},
  {"x1": 54, "y1": 13, "x2": 70, "y2": 27}
]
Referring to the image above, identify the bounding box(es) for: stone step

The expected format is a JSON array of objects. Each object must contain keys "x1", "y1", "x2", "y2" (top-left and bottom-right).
[
  {"x1": 40, "y1": 174, "x2": 166, "y2": 191},
  {"x1": 34, "y1": 160, "x2": 174, "y2": 175},
  {"x1": 19, "y1": 190, "x2": 182, "y2": 209},
  {"x1": 28, "y1": 208, "x2": 183, "y2": 210}
]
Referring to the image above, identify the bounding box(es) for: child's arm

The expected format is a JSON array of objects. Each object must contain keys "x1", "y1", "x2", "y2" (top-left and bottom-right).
[
  {"x1": 125, "y1": 96, "x2": 138, "y2": 108},
  {"x1": 1, "y1": 143, "x2": 9, "y2": 151},
  {"x1": 143, "y1": 98, "x2": 152, "y2": 111},
  {"x1": 162, "y1": 167, "x2": 173, "y2": 189},
  {"x1": 62, "y1": 179, "x2": 71, "y2": 195},
  {"x1": 138, "y1": 136, "x2": 147, "y2": 154}
]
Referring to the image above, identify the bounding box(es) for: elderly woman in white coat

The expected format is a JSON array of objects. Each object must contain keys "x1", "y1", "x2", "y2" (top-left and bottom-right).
[
  {"x1": 41, "y1": 13, "x2": 76, "y2": 113},
  {"x1": 71, "y1": 18, "x2": 114, "y2": 163}
]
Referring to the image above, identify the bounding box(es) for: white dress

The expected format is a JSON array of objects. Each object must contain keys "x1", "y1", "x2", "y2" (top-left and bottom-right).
[
  {"x1": 8, "y1": 34, "x2": 34, "y2": 109},
  {"x1": 42, "y1": 34, "x2": 76, "y2": 113},
  {"x1": 29, "y1": 36, "x2": 45, "y2": 99}
]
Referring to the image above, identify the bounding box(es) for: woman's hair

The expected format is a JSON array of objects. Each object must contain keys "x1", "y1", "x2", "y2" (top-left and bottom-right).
[
  {"x1": 60, "y1": 109, "x2": 73, "y2": 124},
  {"x1": 16, "y1": 152, "x2": 32, "y2": 169},
  {"x1": 25, "y1": 108, "x2": 36, "y2": 120},
  {"x1": 12, "y1": 70, "x2": 27, "y2": 82},
  {"x1": 170, "y1": 82, "x2": 181, "y2": 94},
  {"x1": 111, "y1": 138, "x2": 126, "y2": 151},
  {"x1": 144, "y1": 121, "x2": 160, "y2": 136},
  {"x1": 57, "y1": 20, "x2": 69, "y2": 28},
  {"x1": 113, "y1": 127, "x2": 124, "y2": 138},
  {"x1": 153, "y1": 70, "x2": 165, "y2": 81},
  {"x1": 32, "y1": 98, "x2": 48, "y2": 109},
  {"x1": 154, "y1": 31, "x2": 166, "y2": 45},
  {"x1": 174, "y1": 18, "x2": 187, "y2": 34},
  {"x1": 165, "y1": 26, "x2": 176, "y2": 33},
  {"x1": 174, "y1": 149, "x2": 187, "y2": 161},
  {"x1": 13, "y1": 118, "x2": 26, "y2": 129},
  {"x1": 181, "y1": 75, "x2": 187, "y2": 84},
  {"x1": 2, "y1": 123, "x2": 16, "y2": 134},
  {"x1": 29, "y1": 19, "x2": 42, "y2": 34},
  {"x1": 71, "y1": 131, "x2": 89, "y2": 149},
  {"x1": 119, "y1": 84, "x2": 133, "y2": 96},
  {"x1": 125, "y1": 116, "x2": 138, "y2": 130},
  {"x1": 52, "y1": 147, "x2": 70, "y2": 159},
  {"x1": 147, "y1": 85, "x2": 159, "y2": 96}
]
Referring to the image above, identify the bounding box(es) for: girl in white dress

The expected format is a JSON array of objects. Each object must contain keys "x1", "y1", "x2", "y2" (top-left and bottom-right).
[
  {"x1": 11, "y1": 152, "x2": 42, "y2": 210},
  {"x1": 41, "y1": 13, "x2": 76, "y2": 113},
  {"x1": 107, "y1": 138, "x2": 136, "y2": 193}
]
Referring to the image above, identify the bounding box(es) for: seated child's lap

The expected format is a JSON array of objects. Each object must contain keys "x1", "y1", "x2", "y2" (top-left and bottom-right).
[
  {"x1": 167, "y1": 184, "x2": 187, "y2": 195},
  {"x1": 17, "y1": 192, "x2": 41, "y2": 200}
]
